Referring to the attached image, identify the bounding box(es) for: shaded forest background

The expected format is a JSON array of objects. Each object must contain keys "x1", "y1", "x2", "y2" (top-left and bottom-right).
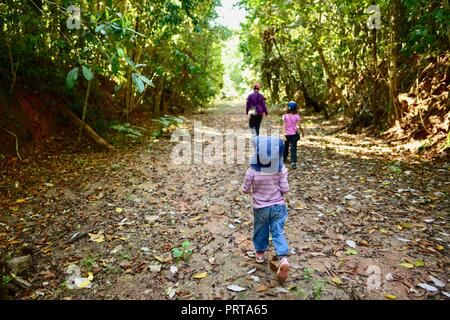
[{"x1": 0, "y1": 0, "x2": 449, "y2": 159}]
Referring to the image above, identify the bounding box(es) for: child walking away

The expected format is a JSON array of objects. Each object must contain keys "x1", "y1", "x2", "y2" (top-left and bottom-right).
[
  {"x1": 242, "y1": 136, "x2": 290, "y2": 281},
  {"x1": 282, "y1": 101, "x2": 305, "y2": 169}
]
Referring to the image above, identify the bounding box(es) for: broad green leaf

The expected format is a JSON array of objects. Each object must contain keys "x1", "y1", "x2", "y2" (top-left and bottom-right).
[
  {"x1": 116, "y1": 47, "x2": 125, "y2": 57},
  {"x1": 95, "y1": 24, "x2": 106, "y2": 33},
  {"x1": 82, "y1": 65, "x2": 94, "y2": 81},
  {"x1": 138, "y1": 74, "x2": 154, "y2": 87},
  {"x1": 125, "y1": 57, "x2": 135, "y2": 68},
  {"x1": 172, "y1": 248, "x2": 182, "y2": 259},
  {"x1": 182, "y1": 241, "x2": 191, "y2": 249},
  {"x1": 66, "y1": 67, "x2": 79, "y2": 90},
  {"x1": 132, "y1": 73, "x2": 144, "y2": 93}
]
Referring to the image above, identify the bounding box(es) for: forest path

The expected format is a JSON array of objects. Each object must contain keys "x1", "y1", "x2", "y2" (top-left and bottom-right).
[{"x1": 1, "y1": 102, "x2": 448, "y2": 300}]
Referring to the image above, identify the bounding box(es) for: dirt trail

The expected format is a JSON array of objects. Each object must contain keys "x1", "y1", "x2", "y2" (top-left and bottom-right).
[{"x1": 1, "y1": 102, "x2": 448, "y2": 300}]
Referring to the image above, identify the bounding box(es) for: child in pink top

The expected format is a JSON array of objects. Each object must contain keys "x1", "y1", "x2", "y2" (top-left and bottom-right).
[
  {"x1": 282, "y1": 101, "x2": 305, "y2": 169},
  {"x1": 242, "y1": 136, "x2": 290, "y2": 281}
]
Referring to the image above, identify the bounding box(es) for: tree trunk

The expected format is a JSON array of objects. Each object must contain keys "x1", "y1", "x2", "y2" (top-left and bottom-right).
[
  {"x1": 389, "y1": 0, "x2": 401, "y2": 122},
  {"x1": 370, "y1": 27, "x2": 380, "y2": 126},
  {"x1": 59, "y1": 104, "x2": 114, "y2": 152},
  {"x1": 78, "y1": 81, "x2": 91, "y2": 143},
  {"x1": 371, "y1": 28, "x2": 377, "y2": 70},
  {"x1": 444, "y1": 0, "x2": 450, "y2": 46},
  {"x1": 125, "y1": 70, "x2": 132, "y2": 121},
  {"x1": 155, "y1": 75, "x2": 166, "y2": 115},
  {"x1": 316, "y1": 45, "x2": 350, "y2": 108},
  {"x1": 295, "y1": 61, "x2": 327, "y2": 116}
]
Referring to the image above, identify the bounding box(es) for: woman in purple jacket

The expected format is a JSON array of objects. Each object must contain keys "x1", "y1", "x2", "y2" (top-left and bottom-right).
[{"x1": 246, "y1": 83, "x2": 268, "y2": 136}]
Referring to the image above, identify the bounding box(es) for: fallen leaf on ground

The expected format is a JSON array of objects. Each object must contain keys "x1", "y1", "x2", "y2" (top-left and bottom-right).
[
  {"x1": 344, "y1": 194, "x2": 356, "y2": 201},
  {"x1": 189, "y1": 216, "x2": 202, "y2": 223},
  {"x1": 414, "y1": 260, "x2": 425, "y2": 267},
  {"x1": 345, "y1": 248, "x2": 358, "y2": 255},
  {"x1": 276, "y1": 287, "x2": 289, "y2": 293},
  {"x1": 287, "y1": 285, "x2": 297, "y2": 291},
  {"x1": 247, "y1": 268, "x2": 256, "y2": 274},
  {"x1": 256, "y1": 284, "x2": 267, "y2": 292},
  {"x1": 331, "y1": 277, "x2": 343, "y2": 285},
  {"x1": 88, "y1": 232, "x2": 104, "y2": 243},
  {"x1": 417, "y1": 283, "x2": 438, "y2": 292},
  {"x1": 429, "y1": 276, "x2": 444, "y2": 288},
  {"x1": 149, "y1": 265, "x2": 161, "y2": 273},
  {"x1": 145, "y1": 215, "x2": 159, "y2": 223},
  {"x1": 154, "y1": 256, "x2": 171, "y2": 263},
  {"x1": 359, "y1": 240, "x2": 369, "y2": 247},
  {"x1": 295, "y1": 201, "x2": 306, "y2": 209},
  {"x1": 227, "y1": 285, "x2": 246, "y2": 292},
  {"x1": 346, "y1": 240, "x2": 357, "y2": 248},
  {"x1": 193, "y1": 272, "x2": 208, "y2": 279},
  {"x1": 166, "y1": 287, "x2": 176, "y2": 299},
  {"x1": 400, "y1": 262, "x2": 415, "y2": 269}
]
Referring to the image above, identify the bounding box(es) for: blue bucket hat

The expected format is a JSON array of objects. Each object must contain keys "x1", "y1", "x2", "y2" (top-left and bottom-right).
[{"x1": 250, "y1": 136, "x2": 285, "y2": 173}]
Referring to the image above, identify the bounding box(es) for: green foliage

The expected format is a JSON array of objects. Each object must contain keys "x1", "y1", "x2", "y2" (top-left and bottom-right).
[
  {"x1": 2, "y1": 275, "x2": 12, "y2": 285},
  {"x1": 440, "y1": 131, "x2": 450, "y2": 151},
  {"x1": 237, "y1": 0, "x2": 449, "y2": 128},
  {"x1": 120, "y1": 252, "x2": 132, "y2": 261},
  {"x1": 313, "y1": 280, "x2": 325, "y2": 300},
  {"x1": 66, "y1": 68, "x2": 79, "y2": 90},
  {"x1": 74, "y1": 158, "x2": 88, "y2": 166},
  {"x1": 109, "y1": 123, "x2": 144, "y2": 138},
  {"x1": 172, "y1": 241, "x2": 193, "y2": 262},
  {"x1": 152, "y1": 115, "x2": 185, "y2": 128},
  {"x1": 132, "y1": 73, "x2": 153, "y2": 94},
  {"x1": 80, "y1": 257, "x2": 97, "y2": 271},
  {"x1": 388, "y1": 164, "x2": 403, "y2": 174},
  {"x1": 82, "y1": 66, "x2": 94, "y2": 81},
  {"x1": 303, "y1": 267, "x2": 314, "y2": 281},
  {"x1": 403, "y1": 0, "x2": 450, "y2": 55},
  {"x1": 0, "y1": 0, "x2": 225, "y2": 132},
  {"x1": 111, "y1": 163, "x2": 122, "y2": 170}
]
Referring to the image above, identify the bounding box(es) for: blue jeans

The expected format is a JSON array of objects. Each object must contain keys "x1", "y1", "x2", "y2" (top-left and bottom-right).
[
  {"x1": 253, "y1": 204, "x2": 289, "y2": 257},
  {"x1": 284, "y1": 134, "x2": 298, "y2": 164}
]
